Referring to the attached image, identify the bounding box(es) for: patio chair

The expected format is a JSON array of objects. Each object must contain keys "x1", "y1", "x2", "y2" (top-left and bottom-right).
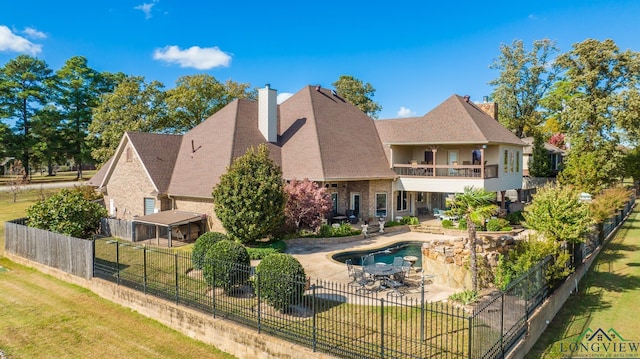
[
  {"x1": 385, "y1": 277, "x2": 404, "y2": 297},
  {"x1": 346, "y1": 259, "x2": 371, "y2": 292}
]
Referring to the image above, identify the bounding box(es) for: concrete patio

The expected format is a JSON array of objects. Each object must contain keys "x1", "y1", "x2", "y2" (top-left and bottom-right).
[{"x1": 284, "y1": 225, "x2": 462, "y2": 302}]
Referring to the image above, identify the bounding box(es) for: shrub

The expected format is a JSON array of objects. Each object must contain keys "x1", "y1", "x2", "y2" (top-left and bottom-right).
[
  {"x1": 506, "y1": 211, "x2": 524, "y2": 225},
  {"x1": 245, "y1": 240, "x2": 287, "y2": 260},
  {"x1": 256, "y1": 253, "x2": 306, "y2": 312},
  {"x1": 26, "y1": 188, "x2": 107, "y2": 238},
  {"x1": 202, "y1": 240, "x2": 250, "y2": 292},
  {"x1": 441, "y1": 219, "x2": 454, "y2": 229},
  {"x1": 486, "y1": 218, "x2": 510, "y2": 232},
  {"x1": 318, "y1": 224, "x2": 332, "y2": 237},
  {"x1": 191, "y1": 232, "x2": 227, "y2": 269},
  {"x1": 284, "y1": 179, "x2": 332, "y2": 231},
  {"x1": 449, "y1": 290, "x2": 478, "y2": 305},
  {"x1": 384, "y1": 220, "x2": 401, "y2": 227},
  {"x1": 400, "y1": 216, "x2": 419, "y2": 225},
  {"x1": 457, "y1": 218, "x2": 467, "y2": 230}
]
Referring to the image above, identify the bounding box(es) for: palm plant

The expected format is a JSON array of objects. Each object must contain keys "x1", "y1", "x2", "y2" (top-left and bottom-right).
[{"x1": 446, "y1": 186, "x2": 498, "y2": 291}]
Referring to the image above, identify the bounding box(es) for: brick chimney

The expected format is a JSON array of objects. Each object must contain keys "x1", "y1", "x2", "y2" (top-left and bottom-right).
[
  {"x1": 258, "y1": 84, "x2": 277, "y2": 142},
  {"x1": 476, "y1": 101, "x2": 499, "y2": 121}
]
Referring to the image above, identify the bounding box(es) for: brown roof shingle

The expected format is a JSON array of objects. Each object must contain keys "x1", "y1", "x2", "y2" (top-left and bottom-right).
[{"x1": 375, "y1": 95, "x2": 526, "y2": 146}]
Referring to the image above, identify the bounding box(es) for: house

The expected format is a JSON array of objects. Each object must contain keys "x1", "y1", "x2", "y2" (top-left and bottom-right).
[
  {"x1": 89, "y1": 85, "x2": 525, "y2": 234},
  {"x1": 521, "y1": 136, "x2": 565, "y2": 177}
]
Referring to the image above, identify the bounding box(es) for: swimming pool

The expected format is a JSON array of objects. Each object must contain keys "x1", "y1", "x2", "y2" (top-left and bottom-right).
[{"x1": 331, "y1": 241, "x2": 424, "y2": 267}]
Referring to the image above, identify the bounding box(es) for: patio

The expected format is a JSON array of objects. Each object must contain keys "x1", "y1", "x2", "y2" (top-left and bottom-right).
[{"x1": 284, "y1": 226, "x2": 460, "y2": 302}]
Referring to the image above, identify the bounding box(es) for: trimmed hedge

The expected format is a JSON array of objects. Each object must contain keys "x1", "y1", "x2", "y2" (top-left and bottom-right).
[
  {"x1": 256, "y1": 253, "x2": 306, "y2": 312},
  {"x1": 245, "y1": 240, "x2": 286, "y2": 260},
  {"x1": 191, "y1": 232, "x2": 227, "y2": 269},
  {"x1": 202, "y1": 240, "x2": 250, "y2": 292}
]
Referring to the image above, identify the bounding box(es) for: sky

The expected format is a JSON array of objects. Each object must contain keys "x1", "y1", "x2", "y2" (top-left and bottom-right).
[{"x1": 2, "y1": 1, "x2": 640, "y2": 119}]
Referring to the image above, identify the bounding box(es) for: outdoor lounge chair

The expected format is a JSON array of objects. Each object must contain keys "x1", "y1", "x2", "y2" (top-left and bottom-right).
[{"x1": 346, "y1": 259, "x2": 371, "y2": 292}]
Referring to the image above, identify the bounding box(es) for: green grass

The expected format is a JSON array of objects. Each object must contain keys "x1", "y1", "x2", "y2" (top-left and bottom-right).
[
  {"x1": 527, "y1": 206, "x2": 640, "y2": 358},
  {"x1": 0, "y1": 170, "x2": 96, "y2": 186},
  {"x1": 0, "y1": 189, "x2": 234, "y2": 358}
]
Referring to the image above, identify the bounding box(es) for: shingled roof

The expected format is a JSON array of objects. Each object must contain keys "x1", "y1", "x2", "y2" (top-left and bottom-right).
[
  {"x1": 164, "y1": 85, "x2": 395, "y2": 198},
  {"x1": 95, "y1": 132, "x2": 182, "y2": 193},
  {"x1": 375, "y1": 95, "x2": 526, "y2": 146}
]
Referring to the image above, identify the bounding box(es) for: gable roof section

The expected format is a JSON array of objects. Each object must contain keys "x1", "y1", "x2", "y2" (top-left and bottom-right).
[
  {"x1": 521, "y1": 137, "x2": 565, "y2": 155},
  {"x1": 96, "y1": 132, "x2": 182, "y2": 193},
  {"x1": 87, "y1": 157, "x2": 112, "y2": 188},
  {"x1": 376, "y1": 95, "x2": 526, "y2": 146},
  {"x1": 279, "y1": 86, "x2": 395, "y2": 181}
]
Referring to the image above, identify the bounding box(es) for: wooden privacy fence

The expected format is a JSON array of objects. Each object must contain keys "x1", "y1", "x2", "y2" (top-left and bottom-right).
[
  {"x1": 4, "y1": 218, "x2": 94, "y2": 279},
  {"x1": 100, "y1": 217, "x2": 135, "y2": 241}
]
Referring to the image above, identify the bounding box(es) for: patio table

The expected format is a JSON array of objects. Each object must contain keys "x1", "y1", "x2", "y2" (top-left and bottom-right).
[{"x1": 364, "y1": 264, "x2": 402, "y2": 291}]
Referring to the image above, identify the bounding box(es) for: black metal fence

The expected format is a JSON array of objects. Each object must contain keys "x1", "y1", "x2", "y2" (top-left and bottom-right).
[{"x1": 93, "y1": 238, "x2": 556, "y2": 359}]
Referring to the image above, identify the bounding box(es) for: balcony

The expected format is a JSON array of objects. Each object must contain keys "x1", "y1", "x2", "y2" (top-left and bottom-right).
[{"x1": 393, "y1": 163, "x2": 499, "y2": 179}]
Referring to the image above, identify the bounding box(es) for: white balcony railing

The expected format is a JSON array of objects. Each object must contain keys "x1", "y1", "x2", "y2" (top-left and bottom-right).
[{"x1": 393, "y1": 164, "x2": 499, "y2": 179}]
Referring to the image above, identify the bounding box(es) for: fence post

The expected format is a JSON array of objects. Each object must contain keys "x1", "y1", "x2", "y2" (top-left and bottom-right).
[
  {"x1": 174, "y1": 253, "x2": 179, "y2": 305},
  {"x1": 468, "y1": 315, "x2": 473, "y2": 359},
  {"x1": 257, "y1": 271, "x2": 261, "y2": 334},
  {"x1": 143, "y1": 247, "x2": 147, "y2": 294},
  {"x1": 116, "y1": 241, "x2": 120, "y2": 285},
  {"x1": 420, "y1": 274, "x2": 425, "y2": 342},
  {"x1": 380, "y1": 298, "x2": 385, "y2": 358},
  {"x1": 312, "y1": 283, "x2": 317, "y2": 352},
  {"x1": 500, "y1": 292, "x2": 505, "y2": 357}
]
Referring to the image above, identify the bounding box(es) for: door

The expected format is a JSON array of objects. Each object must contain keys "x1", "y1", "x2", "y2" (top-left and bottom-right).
[
  {"x1": 448, "y1": 150, "x2": 459, "y2": 175},
  {"x1": 351, "y1": 193, "x2": 360, "y2": 217}
]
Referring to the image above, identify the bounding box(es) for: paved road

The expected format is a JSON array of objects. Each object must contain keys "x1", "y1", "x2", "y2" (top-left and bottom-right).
[{"x1": 0, "y1": 181, "x2": 88, "y2": 192}]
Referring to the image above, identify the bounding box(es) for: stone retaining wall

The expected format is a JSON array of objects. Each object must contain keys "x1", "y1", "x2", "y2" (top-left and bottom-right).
[{"x1": 421, "y1": 235, "x2": 517, "y2": 290}]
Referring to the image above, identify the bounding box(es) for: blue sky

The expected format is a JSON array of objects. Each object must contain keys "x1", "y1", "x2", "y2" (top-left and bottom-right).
[{"x1": 1, "y1": 1, "x2": 640, "y2": 119}]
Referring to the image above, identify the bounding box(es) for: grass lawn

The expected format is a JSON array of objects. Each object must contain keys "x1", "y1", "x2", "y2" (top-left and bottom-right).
[
  {"x1": 0, "y1": 189, "x2": 235, "y2": 359},
  {"x1": 0, "y1": 170, "x2": 96, "y2": 186},
  {"x1": 527, "y1": 206, "x2": 640, "y2": 358}
]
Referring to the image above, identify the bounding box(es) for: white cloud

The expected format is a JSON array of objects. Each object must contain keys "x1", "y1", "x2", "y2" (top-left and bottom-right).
[
  {"x1": 397, "y1": 106, "x2": 416, "y2": 117},
  {"x1": 23, "y1": 27, "x2": 47, "y2": 39},
  {"x1": 153, "y1": 45, "x2": 231, "y2": 70},
  {"x1": 134, "y1": 1, "x2": 156, "y2": 19},
  {"x1": 528, "y1": 14, "x2": 538, "y2": 20},
  {"x1": 277, "y1": 93, "x2": 293, "y2": 104},
  {"x1": 0, "y1": 25, "x2": 42, "y2": 55}
]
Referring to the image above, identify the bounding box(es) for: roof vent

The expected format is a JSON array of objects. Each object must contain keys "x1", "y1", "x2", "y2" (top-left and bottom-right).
[
  {"x1": 463, "y1": 95, "x2": 471, "y2": 103},
  {"x1": 331, "y1": 89, "x2": 338, "y2": 97},
  {"x1": 315, "y1": 84, "x2": 321, "y2": 91}
]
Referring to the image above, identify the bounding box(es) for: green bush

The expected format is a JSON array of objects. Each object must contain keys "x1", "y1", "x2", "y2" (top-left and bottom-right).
[
  {"x1": 400, "y1": 216, "x2": 419, "y2": 225},
  {"x1": 506, "y1": 211, "x2": 524, "y2": 225},
  {"x1": 486, "y1": 218, "x2": 510, "y2": 231},
  {"x1": 202, "y1": 240, "x2": 250, "y2": 292},
  {"x1": 457, "y1": 218, "x2": 468, "y2": 230},
  {"x1": 191, "y1": 232, "x2": 227, "y2": 269},
  {"x1": 441, "y1": 219, "x2": 454, "y2": 229},
  {"x1": 448, "y1": 290, "x2": 478, "y2": 305},
  {"x1": 26, "y1": 189, "x2": 107, "y2": 238},
  {"x1": 256, "y1": 253, "x2": 306, "y2": 312},
  {"x1": 332, "y1": 223, "x2": 354, "y2": 236},
  {"x1": 318, "y1": 224, "x2": 332, "y2": 237},
  {"x1": 384, "y1": 220, "x2": 401, "y2": 227},
  {"x1": 245, "y1": 240, "x2": 286, "y2": 260}
]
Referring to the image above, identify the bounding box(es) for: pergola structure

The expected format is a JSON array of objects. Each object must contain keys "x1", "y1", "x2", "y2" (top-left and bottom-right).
[{"x1": 132, "y1": 211, "x2": 206, "y2": 248}]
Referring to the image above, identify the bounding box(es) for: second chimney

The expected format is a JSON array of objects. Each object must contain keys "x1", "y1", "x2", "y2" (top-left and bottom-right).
[{"x1": 258, "y1": 84, "x2": 278, "y2": 142}]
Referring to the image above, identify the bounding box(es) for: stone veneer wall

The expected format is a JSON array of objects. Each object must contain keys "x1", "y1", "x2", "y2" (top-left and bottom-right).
[{"x1": 421, "y1": 234, "x2": 517, "y2": 290}]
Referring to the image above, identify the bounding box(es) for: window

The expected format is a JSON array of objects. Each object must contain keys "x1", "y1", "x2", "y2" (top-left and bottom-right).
[
  {"x1": 417, "y1": 192, "x2": 425, "y2": 202},
  {"x1": 126, "y1": 147, "x2": 133, "y2": 162},
  {"x1": 376, "y1": 193, "x2": 387, "y2": 218},
  {"x1": 510, "y1": 150, "x2": 515, "y2": 172},
  {"x1": 396, "y1": 191, "x2": 407, "y2": 211},
  {"x1": 504, "y1": 150, "x2": 508, "y2": 173},
  {"x1": 144, "y1": 197, "x2": 155, "y2": 215},
  {"x1": 516, "y1": 151, "x2": 520, "y2": 172},
  {"x1": 331, "y1": 193, "x2": 338, "y2": 214}
]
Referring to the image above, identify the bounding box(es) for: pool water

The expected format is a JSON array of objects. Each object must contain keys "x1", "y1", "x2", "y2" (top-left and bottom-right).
[{"x1": 331, "y1": 241, "x2": 423, "y2": 267}]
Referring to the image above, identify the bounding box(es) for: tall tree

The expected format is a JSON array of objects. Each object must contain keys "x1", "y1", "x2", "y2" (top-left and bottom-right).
[
  {"x1": 489, "y1": 39, "x2": 559, "y2": 138},
  {"x1": 55, "y1": 56, "x2": 120, "y2": 179},
  {"x1": 528, "y1": 132, "x2": 552, "y2": 177},
  {"x1": 332, "y1": 75, "x2": 382, "y2": 118},
  {"x1": 31, "y1": 105, "x2": 66, "y2": 176},
  {"x1": 212, "y1": 144, "x2": 285, "y2": 243},
  {"x1": 88, "y1": 76, "x2": 166, "y2": 165},
  {"x1": 164, "y1": 74, "x2": 255, "y2": 133},
  {"x1": 0, "y1": 55, "x2": 53, "y2": 179},
  {"x1": 550, "y1": 39, "x2": 640, "y2": 191},
  {"x1": 446, "y1": 186, "x2": 498, "y2": 291}
]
